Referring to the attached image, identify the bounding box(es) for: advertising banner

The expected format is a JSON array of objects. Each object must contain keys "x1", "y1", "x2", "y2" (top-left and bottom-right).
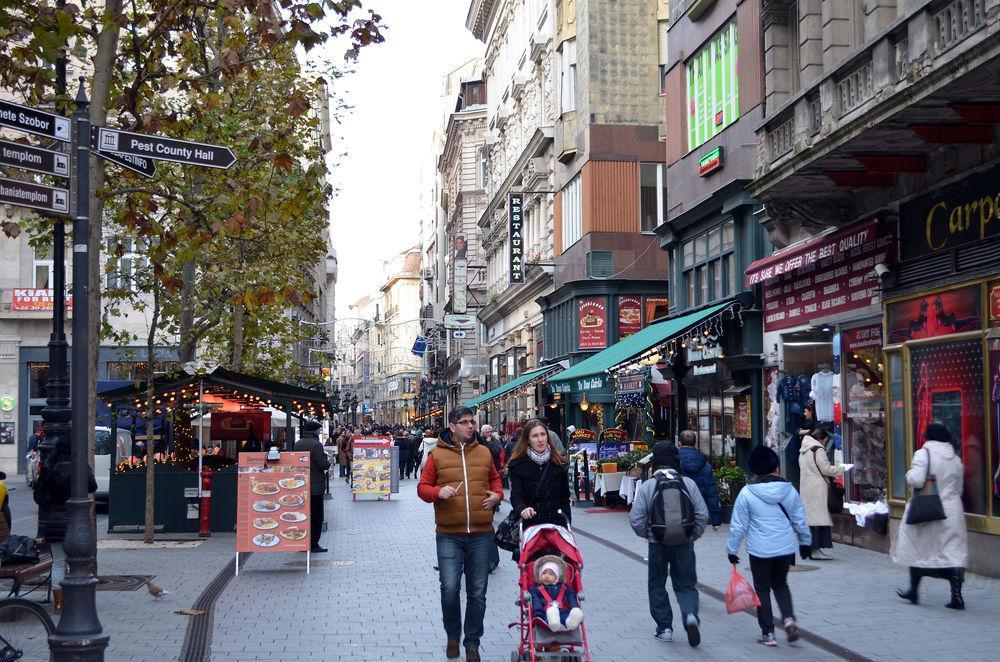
[
  {"x1": 236, "y1": 452, "x2": 311, "y2": 553},
  {"x1": 735, "y1": 396, "x2": 752, "y2": 438},
  {"x1": 989, "y1": 279, "x2": 1000, "y2": 327},
  {"x1": 617, "y1": 296, "x2": 642, "y2": 338},
  {"x1": 578, "y1": 296, "x2": 608, "y2": 350},
  {"x1": 454, "y1": 234, "x2": 468, "y2": 313},
  {"x1": 351, "y1": 437, "x2": 393, "y2": 497},
  {"x1": 509, "y1": 193, "x2": 524, "y2": 283},
  {"x1": 886, "y1": 284, "x2": 982, "y2": 343},
  {"x1": 12, "y1": 288, "x2": 73, "y2": 311},
  {"x1": 758, "y1": 220, "x2": 894, "y2": 331}
]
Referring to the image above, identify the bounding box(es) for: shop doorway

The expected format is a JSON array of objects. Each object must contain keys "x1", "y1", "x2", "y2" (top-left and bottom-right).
[{"x1": 779, "y1": 328, "x2": 835, "y2": 487}]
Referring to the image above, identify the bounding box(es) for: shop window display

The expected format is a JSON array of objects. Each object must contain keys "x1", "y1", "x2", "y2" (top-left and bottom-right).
[
  {"x1": 990, "y1": 337, "x2": 1000, "y2": 516},
  {"x1": 909, "y1": 340, "x2": 987, "y2": 515},
  {"x1": 686, "y1": 387, "x2": 735, "y2": 457},
  {"x1": 888, "y1": 353, "x2": 906, "y2": 500},
  {"x1": 843, "y1": 325, "x2": 886, "y2": 502}
]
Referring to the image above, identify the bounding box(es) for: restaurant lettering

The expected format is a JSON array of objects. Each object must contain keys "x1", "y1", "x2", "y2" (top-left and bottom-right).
[{"x1": 900, "y1": 164, "x2": 1000, "y2": 260}]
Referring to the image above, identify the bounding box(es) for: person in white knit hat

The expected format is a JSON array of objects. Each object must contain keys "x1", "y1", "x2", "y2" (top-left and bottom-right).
[{"x1": 527, "y1": 555, "x2": 584, "y2": 632}]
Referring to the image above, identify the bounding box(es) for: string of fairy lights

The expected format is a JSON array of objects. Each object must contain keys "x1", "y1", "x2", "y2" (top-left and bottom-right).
[{"x1": 106, "y1": 381, "x2": 329, "y2": 420}]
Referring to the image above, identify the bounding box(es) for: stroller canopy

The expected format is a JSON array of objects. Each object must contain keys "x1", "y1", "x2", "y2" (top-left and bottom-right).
[{"x1": 521, "y1": 524, "x2": 583, "y2": 569}]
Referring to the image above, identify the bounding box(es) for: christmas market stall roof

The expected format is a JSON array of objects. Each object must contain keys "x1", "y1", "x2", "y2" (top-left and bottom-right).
[{"x1": 97, "y1": 366, "x2": 331, "y2": 419}]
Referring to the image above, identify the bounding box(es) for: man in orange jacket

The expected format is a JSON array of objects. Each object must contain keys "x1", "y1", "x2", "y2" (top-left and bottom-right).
[{"x1": 418, "y1": 406, "x2": 502, "y2": 662}]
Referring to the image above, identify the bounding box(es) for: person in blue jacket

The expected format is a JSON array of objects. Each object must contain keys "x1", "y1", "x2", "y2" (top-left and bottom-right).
[
  {"x1": 726, "y1": 445, "x2": 812, "y2": 647},
  {"x1": 677, "y1": 430, "x2": 722, "y2": 531}
]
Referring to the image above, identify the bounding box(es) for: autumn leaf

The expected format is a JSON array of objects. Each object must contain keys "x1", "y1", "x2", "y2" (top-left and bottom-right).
[
  {"x1": 273, "y1": 154, "x2": 294, "y2": 172},
  {"x1": 287, "y1": 93, "x2": 310, "y2": 118}
]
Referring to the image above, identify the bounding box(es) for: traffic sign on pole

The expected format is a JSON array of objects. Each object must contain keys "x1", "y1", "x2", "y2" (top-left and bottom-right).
[
  {"x1": 0, "y1": 99, "x2": 71, "y2": 141},
  {"x1": 0, "y1": 176, "x2": 69, "y2": 215},
  {"x1": 93, "y1": 127, "x2": 236, "y2": 169},
  {"x1": 0, "y1": 138, "x2": 70, "y2": 178},
  {"x1": 94, "y1": 148, "x2": 157, "y2": 179}
]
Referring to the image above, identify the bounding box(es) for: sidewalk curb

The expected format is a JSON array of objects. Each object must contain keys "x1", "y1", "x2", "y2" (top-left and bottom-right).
[{"x1": 571, "y1": 525, "x2": 874, "y2": 662}]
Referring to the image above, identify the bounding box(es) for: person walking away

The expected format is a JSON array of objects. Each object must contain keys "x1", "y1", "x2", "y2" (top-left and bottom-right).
[
  {"x1": 727, "y1": 445, "x2": 811, "y2": 646},
  {"x1": 337, "y1": 433, "x2": 350, "y2": 479},
  {"x1": 393, "y1": 429, "x2": 411, "y2": 480},
  {"x1": 417, "y1": 407, "x2": 502, "y2": 662},
  {"x1": 419, "y1": 427, "x2": 438, "y2": 475},
  {"x1": 507, "y1": 419, "x2": 572, "y2": 561},
  {"x1": 629, "y1": 442, "x2": 708, "y2": 647},
  {"x1": 406, "y1": 428, "x2": 423, "y2": 479},
  {"x1": 294, "y1": 421, "x2": 331, "y2": 553},
  {"x1": 538, "y1": 417, "x2": 564, "y2": 456},
  {"x1": 798, "y1": 426, "x2": 847, "y2": 559},
  {"x1": 677, "y1": 430, "x2": 723, "y2": 531},
  {"x1": 893, "y1": 422, "x2": 968, "y2": 609},
  {"x1": 34, "y1": 437, "x2": 97, "y2": 614}
]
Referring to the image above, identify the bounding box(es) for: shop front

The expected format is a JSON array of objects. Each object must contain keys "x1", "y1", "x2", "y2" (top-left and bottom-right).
[
  {"x1": 880, "y1": 163, "x2": 1000, "y2": 574},
  {"x1": 746, "y1": 216, "x2": 896, "y2": 549}
]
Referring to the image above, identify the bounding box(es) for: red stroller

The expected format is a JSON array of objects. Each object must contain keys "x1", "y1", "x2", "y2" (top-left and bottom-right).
[{"x1": 509, "y1": 521, "x2": 591, "y2": 662}]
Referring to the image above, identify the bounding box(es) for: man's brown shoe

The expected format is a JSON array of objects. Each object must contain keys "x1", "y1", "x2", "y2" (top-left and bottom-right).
[
  {"x1": 445, "y1": 640, "x2": 460, "y2": 659},
  {"x1": 465, "y1": 648, "x2": 480, "y2": 662}
]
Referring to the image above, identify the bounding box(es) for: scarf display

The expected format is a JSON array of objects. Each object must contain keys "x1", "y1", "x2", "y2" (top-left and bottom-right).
[{"x1": 527, "y1": 446, "x2": 551, "y2": 466}]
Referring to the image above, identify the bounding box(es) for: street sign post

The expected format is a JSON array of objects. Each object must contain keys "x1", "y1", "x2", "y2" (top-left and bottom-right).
[
  {"x1": 0, "y1": 99, "x2": 71, "y2": 141},
  {"x1": 93, "y1": 148, "x2": 157, "y2": 179},
  {"x1": 0, "y1": 176, "x2": 69, "y2": 214},
  {"x1": 0, "y1": 138, "x2": 70, "y2": 178},
  {"x1": 94, "y1": 127, "x2": 236, "y2": 169}
]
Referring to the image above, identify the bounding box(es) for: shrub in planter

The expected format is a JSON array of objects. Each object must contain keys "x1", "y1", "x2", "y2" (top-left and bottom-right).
[{"x1": 713, "y1": 464, "x2": 748, "y2": 506}]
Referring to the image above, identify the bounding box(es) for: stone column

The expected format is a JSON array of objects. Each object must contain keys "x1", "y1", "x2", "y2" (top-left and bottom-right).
[
  {"x1": 799, "y1": 0, "x2": 824, "y2": 87},
  {"x1": 821, "y1": 0, "x2": 852, "y2": 70}
]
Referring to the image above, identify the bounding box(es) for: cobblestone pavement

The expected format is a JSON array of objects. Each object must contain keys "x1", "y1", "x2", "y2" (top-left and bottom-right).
[{"x1": 9, "y1": 474, "x2": 1000, "y2": 661}]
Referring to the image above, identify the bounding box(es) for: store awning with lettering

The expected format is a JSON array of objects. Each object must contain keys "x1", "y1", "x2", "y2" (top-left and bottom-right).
[
  {"x1": 547, "y1": 303, "x2": 729, "y2": 391},
  {"x1": 463, "y1": 364, "x2": 561, "y2": 409},
  {"x1": 744, "y1": 218, "x2": 880, "y2": 287}
]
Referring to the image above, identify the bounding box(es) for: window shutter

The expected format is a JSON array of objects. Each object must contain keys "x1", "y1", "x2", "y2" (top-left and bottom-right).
[
  {"x1": 587, "y1": 251, "x2": 613, "y2": 279},
  {"x1": 658, "y1": 21, "x2": 669, "y2": 65}
]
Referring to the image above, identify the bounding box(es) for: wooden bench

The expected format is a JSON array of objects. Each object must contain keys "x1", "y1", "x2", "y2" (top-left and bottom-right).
[{"x1": 0, "y1": 516, "x2": 53, "y2": 601}]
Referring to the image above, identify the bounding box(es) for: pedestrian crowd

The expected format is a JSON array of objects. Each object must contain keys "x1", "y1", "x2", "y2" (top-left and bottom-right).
[{"x1": 410, "y1": 407, "x2": 969, "y2": 661}]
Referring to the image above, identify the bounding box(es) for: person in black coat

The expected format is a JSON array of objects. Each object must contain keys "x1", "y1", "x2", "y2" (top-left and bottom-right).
[
  {"x1": 393, "y1": 430, "x2": 411, "y2": 480},
  {"x1": 508, "y1": 419, "x2": 571, "y2": 534}
]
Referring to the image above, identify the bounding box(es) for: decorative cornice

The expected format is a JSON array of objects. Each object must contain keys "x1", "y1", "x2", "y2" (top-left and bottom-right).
[{"x1": 762, "y1": 197, "x2": 849, "y2": 249}]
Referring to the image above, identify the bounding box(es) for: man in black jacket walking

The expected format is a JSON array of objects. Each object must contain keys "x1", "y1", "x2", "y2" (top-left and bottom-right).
[
  {"x1": 295, "y1": 421, "x2": 331, "y2": 553},
  {"x1": 677, "y1": 430, "x2": 722, "y2": 531}
]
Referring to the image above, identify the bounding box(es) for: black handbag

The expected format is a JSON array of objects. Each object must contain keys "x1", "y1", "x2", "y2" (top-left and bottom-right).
[
  {"x1": 494, "y1": 461, "x2": 550, "y2": 551},
  {"x1": 0, "y1": 535, "x2": 41, "y2": 566},
  {"x1": 812, "y1": 449, "x2": 845, "y2": 513},
  {"x1": 905, "y1": 449, "x2": 947, "y2": 525}
]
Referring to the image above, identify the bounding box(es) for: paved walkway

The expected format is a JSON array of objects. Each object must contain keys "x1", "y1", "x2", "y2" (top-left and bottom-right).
[{"x1": 9, "y1": 474, "x2": 1000, "y2": 661}]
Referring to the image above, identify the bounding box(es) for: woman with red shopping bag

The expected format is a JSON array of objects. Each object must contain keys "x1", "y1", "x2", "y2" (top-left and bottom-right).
[{"x1": 726, "y1": 445, "x2": 812, "y2": 646}]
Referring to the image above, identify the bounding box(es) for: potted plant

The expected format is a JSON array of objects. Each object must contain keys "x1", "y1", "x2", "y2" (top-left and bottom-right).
[{"x1": 713, "y1": 464, "x2": 748, "y2": 524}]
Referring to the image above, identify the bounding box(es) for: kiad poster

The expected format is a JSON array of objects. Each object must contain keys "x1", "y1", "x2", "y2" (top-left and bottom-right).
[
  {"x1": 236, "y1": 452, "x2": 311, "y2": 553},
  {"x1": 351, "y1": 437, "x2": 393, "y2": 497}
]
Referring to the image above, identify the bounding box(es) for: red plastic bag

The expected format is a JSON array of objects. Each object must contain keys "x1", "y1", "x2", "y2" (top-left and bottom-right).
[{"x1": 725, "y1": 566, "x2": 761, "y2": 614}]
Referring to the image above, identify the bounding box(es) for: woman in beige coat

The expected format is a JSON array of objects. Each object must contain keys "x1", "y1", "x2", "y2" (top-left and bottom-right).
[
  {"x1": 798, "y1": 426, "x2": 846, "y2": 560},
  {"x1": 893, "y1": 422, "x2": 968, "y2": 609}
]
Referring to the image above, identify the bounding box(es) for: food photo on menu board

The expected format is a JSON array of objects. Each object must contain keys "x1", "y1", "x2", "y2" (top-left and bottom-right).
[{"x1": 236, "y1": 452, "x2": 311, "y2": 553}]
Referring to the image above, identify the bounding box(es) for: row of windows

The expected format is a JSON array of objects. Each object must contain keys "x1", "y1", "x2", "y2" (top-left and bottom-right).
[{"x1": 681, "y1": 220, "x2": 736, "y2": 308}]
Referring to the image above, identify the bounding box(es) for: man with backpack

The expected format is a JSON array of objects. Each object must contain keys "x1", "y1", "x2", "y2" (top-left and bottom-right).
[{"x1": 629, "y1": 441, "x2": 708, "y2": 647}]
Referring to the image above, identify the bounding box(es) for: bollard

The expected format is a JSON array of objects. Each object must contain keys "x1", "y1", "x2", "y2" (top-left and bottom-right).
[{"x1": 199, "y1": 466, "x2": 214, "y2": 537}]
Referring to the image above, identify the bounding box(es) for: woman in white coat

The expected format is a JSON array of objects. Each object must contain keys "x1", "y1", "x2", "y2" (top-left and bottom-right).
[
  {"x1": 798, "y1": 426, "x2": 846, "y2": 560},
  {"x1": 893, "y1": 422, "x2": 968, "y2": 609}
]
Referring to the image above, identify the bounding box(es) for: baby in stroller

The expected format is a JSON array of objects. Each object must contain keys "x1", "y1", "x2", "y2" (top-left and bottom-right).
[{"x1": 528, "y1": 555, "x2": 584, "y2": 632}]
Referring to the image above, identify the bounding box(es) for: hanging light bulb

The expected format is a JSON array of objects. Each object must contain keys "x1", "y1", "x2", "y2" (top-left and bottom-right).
[{"x1": 579, "y1": 393, "x2": 590, "y2": 412}]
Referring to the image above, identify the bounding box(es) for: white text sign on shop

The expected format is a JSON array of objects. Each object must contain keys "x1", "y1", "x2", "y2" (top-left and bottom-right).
[{"x1": 509, "y1": 193, "x2": 524, "y2": 283}]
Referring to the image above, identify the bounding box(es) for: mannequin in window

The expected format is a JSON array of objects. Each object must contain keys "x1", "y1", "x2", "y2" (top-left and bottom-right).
[{"x1": 810, "y1": 365, "x2": 835, "y2": 423}]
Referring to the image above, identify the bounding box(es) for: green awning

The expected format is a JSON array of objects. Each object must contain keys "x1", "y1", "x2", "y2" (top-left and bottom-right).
[
  {"x1": 548, "y1": 303, "x2": 730, "y2": 389},
  {"x1": 464, "y1": 364, "x2": 561, "y2": 409}
]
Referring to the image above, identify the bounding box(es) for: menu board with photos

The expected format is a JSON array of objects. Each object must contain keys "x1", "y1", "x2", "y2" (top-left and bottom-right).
[
  {"x1": 236, "y1": 452, "x2": 311, "y2": 553},
  {"x1": 352, "y1": 437, "x2": 393, "y2": 497},
  {"x1": 578, "y1": 297, "x2": 608, "y2": 350}
]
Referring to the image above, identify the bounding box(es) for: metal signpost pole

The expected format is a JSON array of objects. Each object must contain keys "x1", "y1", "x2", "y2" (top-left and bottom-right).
[{"x1": 49, "y1": 80, "x2": 108, "y2": 661}]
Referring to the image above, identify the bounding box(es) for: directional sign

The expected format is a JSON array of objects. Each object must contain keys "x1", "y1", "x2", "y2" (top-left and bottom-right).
[
  {"x1": 94, "y1": 149, "x2": 157, "y2": 179},
  {"x1": 94, "y1": 127, "x2": 236, "y2": 169},
  {"x1": 0, "y1": 176, "x2": 69, "y2": 215},
  {"x1": 0, "y1": 99, "x2": 70, "y2": 142},
  {"x1": 0, "y1": 138, "x2": 69, "y2": 178}
]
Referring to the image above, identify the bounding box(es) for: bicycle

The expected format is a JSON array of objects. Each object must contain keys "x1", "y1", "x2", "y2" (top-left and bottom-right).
[{"x1": 0, "y1": 597, "x2": 54, "y2": 661}]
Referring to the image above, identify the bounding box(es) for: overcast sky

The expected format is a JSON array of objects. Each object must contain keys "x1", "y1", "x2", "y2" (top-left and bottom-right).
[{"x1": 319, "y1": 0, "x2": 482, "y2": 317}]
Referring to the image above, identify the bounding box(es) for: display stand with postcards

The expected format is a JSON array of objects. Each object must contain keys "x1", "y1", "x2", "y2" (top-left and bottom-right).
[
  {"x1": 351, "y1": 437, "x2": 395, "y2": 501},
  {"x1": 235, "y1": 451, "x2": 312, "y2": 574}
]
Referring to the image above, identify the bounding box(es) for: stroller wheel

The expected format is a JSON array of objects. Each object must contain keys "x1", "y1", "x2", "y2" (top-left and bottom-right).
[{"x1": 510, "y1": 651, "x2": 523, "y2": 662}]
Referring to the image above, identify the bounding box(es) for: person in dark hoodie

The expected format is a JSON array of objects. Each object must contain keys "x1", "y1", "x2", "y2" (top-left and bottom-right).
[
  {"x1": 677, "y1": 430, "x2": 722, "y2": 531},
  {"x1": 294, "y1": 420, "x2": 331, "y2": 553},
  {"x1": 726, "y1": 445, "x2": 812, "y2": 647}
]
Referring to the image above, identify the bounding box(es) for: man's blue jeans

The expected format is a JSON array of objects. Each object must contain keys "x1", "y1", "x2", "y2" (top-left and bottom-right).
[
  {"x1": 436, "y1": 532, "x2": 495, "y2": 649},
  {"x1": 647, "y1": 541, "x2": 699, "y2": 632}
]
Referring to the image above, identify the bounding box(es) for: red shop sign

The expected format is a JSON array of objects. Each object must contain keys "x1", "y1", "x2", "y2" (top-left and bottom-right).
[
  {"x1": 842, "y1": 324, "x2": 883, "y2": 351},
  {"x1": 617, "y1": 296, "x2": 642, "y2": 338},
  {"x1": 578, "y1": 297, "x2": 608, "y2": 350},
  {"x1": 758, "y1": 220, "x2": 895, "y2": 331}
]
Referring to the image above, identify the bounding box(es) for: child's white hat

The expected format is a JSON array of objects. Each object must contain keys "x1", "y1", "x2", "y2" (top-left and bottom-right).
[{"x1": 533, "y1": 554, "x2": 567, "y2": 583}]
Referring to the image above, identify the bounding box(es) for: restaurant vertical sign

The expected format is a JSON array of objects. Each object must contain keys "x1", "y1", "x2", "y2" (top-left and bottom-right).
[
  {"x1": 578, "y1": 296, "x2": 608, "y2": 350},
  {"x1": 509, "y1": 193, "x2": 524, "y2": 283}
]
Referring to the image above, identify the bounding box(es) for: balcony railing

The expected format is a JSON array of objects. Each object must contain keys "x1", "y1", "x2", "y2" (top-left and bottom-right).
[
  {"x1": 836, "y1": 60, "x2": 874, "y2": 117},
  {"x1": 933, "y1": 0, "x2": 986, "y2": 55}
]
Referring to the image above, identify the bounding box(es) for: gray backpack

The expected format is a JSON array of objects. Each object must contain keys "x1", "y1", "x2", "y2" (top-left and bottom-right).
[{"x1": 648, "y1": 473, "x2": 696, "y2": 545}]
